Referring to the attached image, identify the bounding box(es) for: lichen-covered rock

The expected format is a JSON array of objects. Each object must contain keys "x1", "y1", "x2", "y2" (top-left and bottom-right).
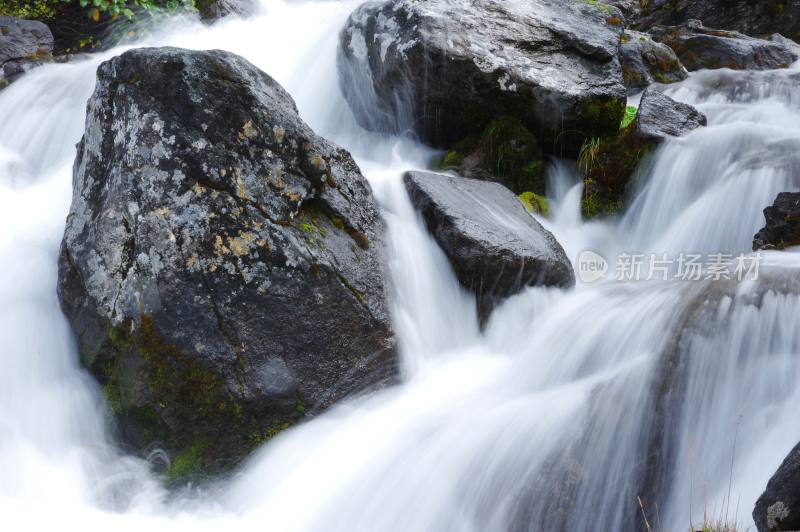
[
  {"x1": 403, "y1": 171, "x2": 574, "y2": 321},
  {"x1": 754, "y1": 441, "x2": 800, "y2": 531},
  {"x1": 639, "y1": 0, "x2": 800, "y2": 42},
  {"x1": 338, "y1": 0, "x2": 627, "y2": 156},
  {"x1": 580, "y1": 89, "x2": 706, "y2": 219},
  {"x1": 438, "y1": 116, "x2": 546, "y2": 196},
  {"x1": 753, "y1": 192, "x2": 800, "y2": 251},
  {"x1": 620, "y1": 30, "x2": 688, "y2": 93},
  {"x1": 650, "y1": 20, "x2": 797, "y2": 71},
  {"x1": 57, "y1": 47, "x2": 395, "y2": 475},
  {"x1": 0, "y1": 16, "x2": 53, "y2": 87}
]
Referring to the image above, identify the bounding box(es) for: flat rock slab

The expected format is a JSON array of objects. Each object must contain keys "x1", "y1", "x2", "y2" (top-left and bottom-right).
[{"x1": 403, "y1": 171, "x2": 574, "y2": 319}]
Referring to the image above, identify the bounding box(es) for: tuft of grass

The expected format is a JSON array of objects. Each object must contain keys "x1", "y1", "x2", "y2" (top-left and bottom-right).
[{"x1": 578, "y1": 137, "x2": 601, "y2": 174}]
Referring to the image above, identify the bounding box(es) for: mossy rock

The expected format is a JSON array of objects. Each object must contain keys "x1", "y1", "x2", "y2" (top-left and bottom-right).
[
  {"x1": 518, "y1": 191, "x2": 550, "y2": 216},
  {"x1": 581, "y1": 178, "x2": 624, "y2": 220},
  {"x1": 436, "y1": 117, "x2": 546, "y2": 195}
]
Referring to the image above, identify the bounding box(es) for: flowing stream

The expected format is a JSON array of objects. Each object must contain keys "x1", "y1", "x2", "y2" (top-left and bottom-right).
[{"x1": 2, "y1": 1, "x2": 800, "y2": 530}]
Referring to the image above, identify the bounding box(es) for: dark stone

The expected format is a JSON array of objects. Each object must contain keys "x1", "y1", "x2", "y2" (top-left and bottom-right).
[
  {"x1": 580, "y1": 88, "x2": 706, "y2": 219},
  {"x1": 57, "y1": 47, "x2": 395, "y2": 476},
  {"x1": 650, "y1": 20, "x2": 797, "y2": 71},
  {"x1": 620, "y1": 30, "x2": 688, "y2": 93},
  {"x1": 754, "y1": 441, "x2": 800, "y2": 531},
  {"x1": 0, "y1": 16, "x2": 53, "y2": 86},
  {"x1": 638, "y1": 0, "x2": 800, "y2": 42},
  {"x1": 195, "y1": 0, "x2": 256, "y2": 21},
  {"x1": 338, "y1": 0, "x2": 627, "y2": 157},
  {"x1": 403, "y1": 171, "x2": 574, "y2": 321},
  {"x1": 753, "y1": 193, "x2": 800, "y2": 251},
  {"x1": 438, "y1": 116, "x2": 546, "y2": 196}
]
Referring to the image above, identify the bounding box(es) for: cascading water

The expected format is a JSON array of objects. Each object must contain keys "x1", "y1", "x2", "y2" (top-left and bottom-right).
[{"x1": 2, "y1": 1, "x2": 800, "y2": 530}]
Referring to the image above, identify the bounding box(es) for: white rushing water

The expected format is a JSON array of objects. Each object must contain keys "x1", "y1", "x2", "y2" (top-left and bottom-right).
[{"x1": 2, "y1": 1, "x2": 800, "y2": 530}]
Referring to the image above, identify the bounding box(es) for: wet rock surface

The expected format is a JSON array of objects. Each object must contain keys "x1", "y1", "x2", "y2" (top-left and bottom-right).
[
  {"x1": 650, "y1": 20, "x2": 797, "y2": 71},
  {"x1": 753, "y1": 192, "x2": 800, "y2": 251},
  {"x1": 754, "y1": 441, "x2": 800, "y2": 531},
  {"x1": 57, "y1": 46, "x2": 395, "y2": 475},
  {"x1": 0, "y1": 16, "x2": 53, "y2": 86},
  {"x1": 403, "y1": 171, "x2": 574, "y2": 321},
  {"x1": 338, "y1": 0, "x2": 627, "y2": 156},
  {"x1": 620, "y1": 29, "x2": 687, "y2": 92}
]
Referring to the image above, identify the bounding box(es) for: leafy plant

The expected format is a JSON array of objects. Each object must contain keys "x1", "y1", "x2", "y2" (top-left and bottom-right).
[{"x1": 621, "y1": 105, "x2": 638, "y2": 129}]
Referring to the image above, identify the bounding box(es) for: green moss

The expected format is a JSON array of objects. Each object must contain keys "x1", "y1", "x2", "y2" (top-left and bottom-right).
[
  {"x1": 102, "y1": 382, "x2": 123, "y2": 414},
  {"x1": 583, "y1": 98, "x2": 626, "y2": 130},
  {"x1": 518, "y1": 192, "x2": 549, "y2": 216},
  {"x1": 439, "y1": 150, "x2": 464, "y2": 170},
  {"x1": 167, "y1": 438, "x2": 208, "y2": 480},
  {"x1": 620, "y1": 106, "x2": 638, "y2": 130},
  {"x1": 481, "y1": 116, "x2": 546, "y2": 194},
  {"x1": 581, "y1": 178, "x2": 624, "y2": 220},
  {"x1": 295, "y1": 398, "x2": 306, "y2": 414}
]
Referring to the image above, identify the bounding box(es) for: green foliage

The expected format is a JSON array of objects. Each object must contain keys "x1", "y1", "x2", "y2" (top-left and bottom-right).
[
  {"x1": 620, "y1": 105, "x2": 638, "y2": 130},
  {"x1": 439, "y1": 150, "x2": 464, "y2": 170},
  {"x1": 0, "y1": 0, "x2": 195, "y2": 23},
  {"x1": 518, "y1": 191, "x2": 549, "y2": 216},
  {"x1": 167, "y1": 438, "x2": 208, "y2": 480}
]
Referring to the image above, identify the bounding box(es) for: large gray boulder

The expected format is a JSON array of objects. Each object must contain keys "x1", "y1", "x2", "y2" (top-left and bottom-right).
[
  {"x1": 57, "y1": 47, "x2": 395, "y2": 475},
  {"x1": 0, "y1": 16, "x2": 53, "y2": 87},
  {"x1": 620, "y1": 30, "x2": 687, "y2": 93},
  {"x1": 338, "y1": 0, "x2": 627, "y2": 156},
  {"x1": 754, "y1": 441, "x2": 800, "y2": 531},
  {"x1": 753, "y1": 192, "x2": 800, "y2": 251},
  {"x1": 650, "y1": 20, "x2": 797, "y2": 71},
  {"x1": 635, "y1": 88, "x2": 708, "y2": 143},
  {"x1": 403, "y1": 171, "x2": 574, "y2": 321}
]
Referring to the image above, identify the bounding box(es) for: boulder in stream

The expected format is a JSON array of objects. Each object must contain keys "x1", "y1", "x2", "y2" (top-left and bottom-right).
[
  {"x1": 753, "y1": 192, "x2": 800, "y2": 251},
  {"x1": 338, "y1": 0, "x2": 627, "y2": 156},
  {"x1": 754, "y1": 441, "x2": 800, "y2": 531},
  {"x1": 0, "y1": 16, "x2": 53, "y2": 87},
  {"x1": 650, "y1": 20, "x2": 797, "y2": 71},
  {"x1": 619, "y1": 30, "x2": 687, "y2": 93},
  {"x1": 403, "y1": 171, "x2": 574, "y2": 321},
  {"x1": 57, "y1": 46, "x2": 395, "y2": 477}
]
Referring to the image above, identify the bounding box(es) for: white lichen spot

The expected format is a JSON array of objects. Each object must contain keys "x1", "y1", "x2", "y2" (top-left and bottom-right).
[
  {"x1": 273, "y1": 126, "x2": 285, "y2": 144},
  {"x1": 498, "y1": 73, "x2": 518, "y2": 92}
]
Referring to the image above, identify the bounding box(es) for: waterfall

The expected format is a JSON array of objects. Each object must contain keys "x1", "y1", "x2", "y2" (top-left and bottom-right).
[{"x1": 1, "y1": 1, "x2": 799, "y2": 530}]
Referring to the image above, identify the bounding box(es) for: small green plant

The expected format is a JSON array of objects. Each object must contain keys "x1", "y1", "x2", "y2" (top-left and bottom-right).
[
  {"x1": 621, "y1": 105, "x2": 638, "y2": 130},
  {"x1": 578, "y1": 137, "x2": 601, "y2": 174}
]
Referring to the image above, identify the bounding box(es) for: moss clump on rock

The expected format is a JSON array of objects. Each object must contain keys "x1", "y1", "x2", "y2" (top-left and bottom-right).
[
  {"x1": 581, "y1": 178, "x2": 624, "y2": 219},
  {"x1": 436, "y1": 116, "x2": 546, "y2": 195},
  {"x1": 518, "y1": 191, "x2": 550, "y2": 216}
]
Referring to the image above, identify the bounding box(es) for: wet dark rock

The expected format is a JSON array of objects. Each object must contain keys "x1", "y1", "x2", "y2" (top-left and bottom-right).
[
  {"x1": 650, "y1": 20, "x2": 797, "y2": 71},
  {"x1": 195, "y1": 0, "x2": 256, "y2": 21},
  {"x1": 639, "y1": 0, "x2": 800, "y2": 42},
  {"x1": 57, "y1": 46, "x2": 395, "y2": 476},
  {"x1": 620, "y1": 30, "x2": 687, "y2": 93},
  {"x1": 753, "y1": 193, "x2": 800, "y2": 251},
  {"x1": 580, "y1": 88, "x2": 706, "y2": 219},
  {"x1": 754, "y1": 441, "x2": 800, "y2": 531},
  {"x1": 338, "y1": 0, "x2": 627, "y2": 157},
  {"x1": 0, "y1": 16, "x2": 53, "y2": 86},
  {"x1": 438, "y1": 116, "x2": 546, "y2": 196},
  {"x1": 403, "y1": 171, "x2": 574, "y2": 321}
]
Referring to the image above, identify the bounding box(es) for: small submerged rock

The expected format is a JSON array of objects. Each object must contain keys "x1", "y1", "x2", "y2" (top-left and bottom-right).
[
  {"x1": 57, "y1": 46, "x2": 395, "y2": 477},
  {"x1": 753, "y1": 192, "x2": 800, "y2": 251},
  {"x1": 338, "y1": 0, "x2": 627, "y2": 156},
  {"x1": 650, "y1": 20, "x2": 797, "y2": 71},
  {"x1": 0, "y1": 16, "x2": 53, "y2": 87},
  {"x1": 403, "y1": 171, "x2": 574, "y2": 322}
]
